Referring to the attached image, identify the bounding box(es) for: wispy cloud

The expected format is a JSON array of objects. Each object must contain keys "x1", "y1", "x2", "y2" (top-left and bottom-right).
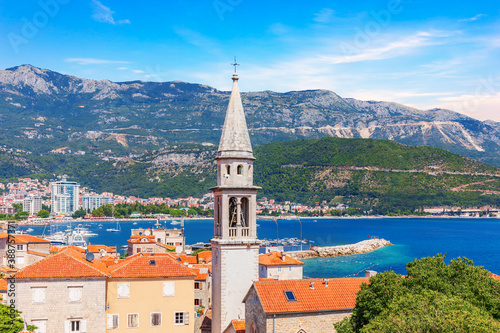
[
  {"x1": 66, "y1": 58, "x2": 131, "y2": 65},
  {"x1": 459, "y1": 14, "x2": 485, "y2": 22},
  {"x1": 268, "y1": 23, "x2": 290, "y2": 35},
  {"x1": 173, "y1": 27, "x2": 222, "y2": 56},
  {"x1": 314, "y1": 8, "x2": 334, "y2": 23},
  {"x1": 132, "y1": 69, "x2": 144, "y2": 74},
  {"x1": 327, "y1": 30, "x2": 454, "y2": 64},
  {"x1": 91, "y1": 0, "x2": 130, "y2": 25}
]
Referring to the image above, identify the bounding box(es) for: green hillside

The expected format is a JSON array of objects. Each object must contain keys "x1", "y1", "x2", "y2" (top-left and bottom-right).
[{"x1": 1, "y1": 137, "x2": 500, "y2": 213}]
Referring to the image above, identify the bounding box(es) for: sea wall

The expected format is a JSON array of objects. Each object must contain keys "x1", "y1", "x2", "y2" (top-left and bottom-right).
[{"x1": 287, "y1": 238, "x2": 392, "y2": 259}]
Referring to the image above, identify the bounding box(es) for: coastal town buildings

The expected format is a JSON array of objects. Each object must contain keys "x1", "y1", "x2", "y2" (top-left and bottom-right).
[
  {"x1": 258, "y1": 251, "x2": 304, "y2": 280},
  {"x1": 126, "y1": 235, "x2": 176, "y2": 256},
  {"x1": 131, "y1": 227, "x2": 185, "y2": 253},
  {"x1": 50, "y1": 179, "x2": 80, "y2": 215},
  {"x1": 243, "y1": 278, "x2": 370, "y2": 332},
  {"x1": 0, "y1": 234, "x2": 50, "y2": 268},
  {"x1": 12, "y1": 247, "x2": 108, "y2": 333},
  {"x1": 23, "y1": 195, "x2": 42, "y2": 216},
  {"x1": 106, "y1": 252, "x2": 196, "y2": 332},
  {"x1": 81, "y1": 194, "x2": 114, "y2": 212}
]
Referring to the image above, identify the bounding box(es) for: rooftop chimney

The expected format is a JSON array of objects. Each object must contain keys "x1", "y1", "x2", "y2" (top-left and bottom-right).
[
  {"x1": 324, "y1": 279, "x2": 329, "y2": 287},
  {"x1": 310, "y1": 282, "x2": 315, "y2": 290}
]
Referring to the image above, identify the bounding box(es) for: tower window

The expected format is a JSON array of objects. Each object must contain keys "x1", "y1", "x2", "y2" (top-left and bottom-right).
[
  {"x1": 237, "y1": 165, "x2": 243, "y2": 174},
  {"x1": 226, "y1": 165, "x2": 231, "y2": 175},
  {"x1": 229, "y1": 197, "x2": 238, "y2": 227},
  {"x1": 240, "y1": 197, "x2": 249, "y2": 228}
]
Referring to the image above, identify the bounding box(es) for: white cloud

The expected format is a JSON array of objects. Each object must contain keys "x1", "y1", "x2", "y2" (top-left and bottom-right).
[
  {"x1": 459, "y1": 14, "x2": 485, "y2": 22},
  {"x1": 437, "y1": 92, "x2": 500, "y2": 121},
  {"x1": 132, "y1": 69, "x2": 144, "y2": 74},
  {"x1": 314, "y1": 8, "x2": 334, "y2": 23},
  {"x1": 66, "y1": 58, "x2": 131, "y2": 65},
  {"x1": 117, "y1": 67, "x2": 129, "y2": 70},
  {"x1": 268, "y1": 23, "x2": 290, "y2": 36},
  {"x1": 91, "y1": 0, "x2": 130, "y2": 25}
]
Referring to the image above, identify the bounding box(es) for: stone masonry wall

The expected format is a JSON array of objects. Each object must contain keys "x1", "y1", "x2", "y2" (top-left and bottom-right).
[{"x1": 265, "y1": 310, "x2": 352, "y2": 333}]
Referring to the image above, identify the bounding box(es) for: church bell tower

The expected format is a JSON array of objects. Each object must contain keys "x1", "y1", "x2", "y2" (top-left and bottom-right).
[{"x1": 211, "y1": 70, "x2": 260, "y2": 333}]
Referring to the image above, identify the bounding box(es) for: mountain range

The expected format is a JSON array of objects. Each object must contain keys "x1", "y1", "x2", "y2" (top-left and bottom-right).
[{"x1": 0, "y1": 64, "x2": 499, "y2": 167}]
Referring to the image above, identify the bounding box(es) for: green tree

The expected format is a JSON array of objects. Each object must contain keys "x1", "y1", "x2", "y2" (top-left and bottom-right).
[
  {"x1": 336, "y1": 254, "x2": 500, "y2": 332},
  {"x1": 36, "y1": 209, "x2": 50, "y2": 218},
  {"x1": 0, "y1": 304, "x2": 37, "y2": 333},
  {"x1": 11, "y1": 203, "x2": 22, "y2": 213},
  {"x1": 71, "y1": 209, "x2": 86, "y2": 218}
]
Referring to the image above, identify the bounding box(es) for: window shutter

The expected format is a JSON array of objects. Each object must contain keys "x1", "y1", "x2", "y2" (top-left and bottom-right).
[
  {"x1": 107, "y1": 315, "x2": 113, "y2": 329},
  {"x1": 163, "y1": 282, "x2": 175, "y2": 296},
  {"x1": 80, "y1": 320, "x2": 87, "y2": 333},
  {"x1": 184, "y1": 312, "x2": 189, "y2": 325},
  {"x1": 64, "y1": 320, "x2": 71, "y2": 333}
]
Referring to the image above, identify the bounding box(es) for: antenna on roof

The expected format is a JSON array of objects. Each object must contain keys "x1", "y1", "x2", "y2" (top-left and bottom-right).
[{"x1": 85, "y1": 252, "x2": 94, "y2": 262}]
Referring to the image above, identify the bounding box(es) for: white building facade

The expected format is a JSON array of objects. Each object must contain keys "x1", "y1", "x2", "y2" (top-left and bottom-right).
[
  {"x1": 23, "y1": 195, "x2": 42, "y2": 215},
  {"x1": 50, "y1": 179, "x2": 80, "y2": 215},
  {"x1": 81, "y1": 194, "x2": 113, "y2": 212},
  {"x1": 211, "y1": 72, "x2": 261, "y2": 333}
]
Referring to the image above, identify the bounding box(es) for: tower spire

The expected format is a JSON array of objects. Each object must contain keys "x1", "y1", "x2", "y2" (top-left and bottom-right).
[{"x1": 217, "y1": 66, "x2": 253, "y2": 159}]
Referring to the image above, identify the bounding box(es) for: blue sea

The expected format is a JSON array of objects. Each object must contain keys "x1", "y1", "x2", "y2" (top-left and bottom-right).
[{"x1": 19, "y1": 217, "x2": 500, "y2": 278}]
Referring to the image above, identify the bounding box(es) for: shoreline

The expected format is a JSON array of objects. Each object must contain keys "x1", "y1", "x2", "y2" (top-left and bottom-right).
[{"x1": 286, "y1": 238, "x2": 392, "y2": 260}]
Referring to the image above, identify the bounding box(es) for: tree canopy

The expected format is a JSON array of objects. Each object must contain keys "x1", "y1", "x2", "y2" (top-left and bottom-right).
[
  {"x1": 335, "y1": 254, "x2": 500, "y2": 332},
  {"x1": 0, "y1": 304, "x2": 37, "y2": 333}
]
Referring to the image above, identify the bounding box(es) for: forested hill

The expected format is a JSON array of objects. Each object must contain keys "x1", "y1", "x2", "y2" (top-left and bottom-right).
[
  {"x1": 253, "y1": 138, "x2": 500, "y2": 212},
  {"x1": 1, "y1": 137, "x2": 500, "y2": 213}
]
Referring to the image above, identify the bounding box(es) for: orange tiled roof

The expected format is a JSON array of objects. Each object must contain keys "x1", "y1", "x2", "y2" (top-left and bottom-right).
[
  {"x1": 0, "y1": 266, "x2": 17, "y2": 273},
  {"x1": 251, "y1": 278, "x2": 369, "y2": 314},
  {"x1": 95, "y1": 255, "x2": 120, "y2": 267},
  {"x1": 11, "y1": 234, "x2": 49, "y2": 244},
  {"x1": 15, "y1": 248, "x2": 108, "y2": 279},
  {"x1": 259, "y1": 251, "x2": 304, "y2": 266},
  {"x1": 156, "y1": 243, "x2": 176, "y2": 251},
  {"x1": 197, "y1": 251, "x2": 212, "y2": 263},
  {"x1": 491, "y1": 273, "x2": 500, "y2": 282},
  {"x1": 0, "y1": 279, "x2": 7, "y2": 291},
  {"x1": 231, "y1": 319, "x2": 245, "y2": 333},
  {"x1": 87, "y1": 244, "x2": 117, "y2": 253},
  {"x1": 0, "y1": 232, "x2": 8, "y2": 239},
  {"x1": 108, "y1": 253, "x2": 196, "y2": 278},
  {"x1": 50, "y1": 245, "x2": 86, "y2": 254},
  {"x1": 130, "y1": 235, "x2": 155, "y2": 239},
  {"x1": 259, "y1": 277, "x2": 275, "y2": 282},
  {"x1": 170, "y1": 253, "x2": 197, "y2": 265},
  {"x1": 128, "y1": 237, "x2": 156, "y2": 243}
]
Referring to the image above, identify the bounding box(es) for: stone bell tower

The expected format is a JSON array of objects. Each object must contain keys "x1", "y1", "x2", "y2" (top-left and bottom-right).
[{"x1": 211, "y1": 70, "x2": 260, "y2": 333}]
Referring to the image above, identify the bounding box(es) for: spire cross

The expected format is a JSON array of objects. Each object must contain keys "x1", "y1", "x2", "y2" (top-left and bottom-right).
[{"x1": 231, "y1": 57, "x2": 240, "y2": 73}]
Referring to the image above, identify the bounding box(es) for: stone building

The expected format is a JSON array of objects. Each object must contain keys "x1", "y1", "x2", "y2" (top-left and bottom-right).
[
  {"x1": 243, "y1": 277, "x2": 370, "y2": 333},
  {"x1": 1, "y1": 234, "x2": 50, "y2": 268},
  {"x1": 131, "y1": 227, "x2": 185, "y2": 253},
  {"x1": 211, "y1": 71, "x2": 261, "y2": 333},
  {"x1": 259, "y1": 251, "x2": 304, "y2": 280},
  {"x1": 106, "y1": 252, "x2": 196, "y2": 333},
  {"x1": 127, "y1": 235, "x2": 176, "y2": 256},
  {"x1": 12, "y1": 247, "x2": 108, "y2": 333}
]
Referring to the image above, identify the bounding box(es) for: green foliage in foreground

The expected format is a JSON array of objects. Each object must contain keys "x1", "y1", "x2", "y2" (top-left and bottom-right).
[
  {"x1": 335, "y1": 254, "x2": 500, "y2": 332},
  {"x1": 0, "y1": 304, "x2": 37, "y2": 333}
]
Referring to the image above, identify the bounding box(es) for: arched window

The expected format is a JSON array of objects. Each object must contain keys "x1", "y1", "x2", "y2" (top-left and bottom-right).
[
  {"x1": 237, "y1": 165, "x2": 243, "y2": 175},
  {"x1": 250, "y1": 323, "x2": 258, "y2": 333},
  {"x1": 229, "y1": 197, "x2": 237, "y2": 227},
  {"x1": 240, "y1": 197, "x2": 249, "y2": 227},
  {"x1": 226, "y1": 165, "x2": 231, "y2": 175},
  {"x1": 297, "y1": 330, "x2": 307, "y2": 333}
]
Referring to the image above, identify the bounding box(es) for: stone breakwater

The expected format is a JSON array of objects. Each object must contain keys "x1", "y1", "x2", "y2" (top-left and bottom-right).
[{"x1": 287, "y1": 238, "x2": 392, "y2": 259}]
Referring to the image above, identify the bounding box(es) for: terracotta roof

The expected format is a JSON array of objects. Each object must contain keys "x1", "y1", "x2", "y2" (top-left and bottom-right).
[
  {"x1": 156, "y1": 243, "x2": 176, "y2": 251},
  {"x1": 0, "y1": 232, "x2": 8, "y2": 238},
  {"x1": 170, "y1": 253, "x2": 197, "y2": 265},
  {"x1": 50, "y1": 245, "x2": 86, "y2": 254},
  {"x1": 197, "y1": 251, "x2": 212, "y2": 263},
  {"x1": 491, "y1": 273, "x2": 500, "y2": 282},
  {"x1": 259, "y1": 251, "x2": 304, "y2": 266},
  {"x1": 96, "y1": 255, "x2": 120, "y2": 267},
  {"x1": 11, "y1": 234, "x2": 49, "y2": 244},
  {"x1": 0, "y1": 279, "x2": 7, "y2": 291},
  {"x1": 15, "y1": 248, "x2": 108, "y2": 279},
  {"x1": 0, "y1": 266, "x2": 17, "y2": 273},
  {"x1": 231, "y1": 319, "x2": 245, "y2": 333},
  {"x1": 250, "y1": 278, "x2": 369, "y2": 314},
  {"x1": 259, "y1": 278, "x2": 275, "y2": 282},
  {"x1": 108, "y1": 253, "x2": 196, "y2": 278},
  {"x1": 130, "y1": 235, "x2": 155, "y2": 239},
  {"x1": 87, "y1": 244, "x2": 117, "y2": 253},
  {"x1": 128, "y1": 237, "x2": 156, "y2": 244}
]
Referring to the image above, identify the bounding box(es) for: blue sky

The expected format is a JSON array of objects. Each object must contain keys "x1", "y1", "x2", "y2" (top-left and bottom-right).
[{"x1": 0, "y1": 0, "x2": 499, "y2": 121}]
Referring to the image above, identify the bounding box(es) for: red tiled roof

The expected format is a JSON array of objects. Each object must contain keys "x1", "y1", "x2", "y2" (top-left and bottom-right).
[
  {"x1": 259, "y1": 278, "x2": 275, "y2": 282},
  {"x1": 15, "y1": 248, "x2": 109, "y2": 279},
  {"x1": 50, "y1": 245, "x2": 86, "y2": 254},
  {"x1": 231, "y1": 319, "x2": 245, "y2": 332},
  {"x1": 95, "y1": 255, "x2": 120, "y2": 267},
  {"x1": 259, "y1": 251, "x2": 304, "y2": 266},
  {"x1": 128, "y1": 237, "x2": 156, "y2": 244},
  {"x1": 108, "y1": 253, "x2": 196, "y2": 278},
  {"x1": 251, "y1": 278, "x2": 369, "y2": 314},
  {"x1": 0, "y1": 232, "x2": 8, "y2": 239},
  {"x1": 197, "y1": 251, "x2": 212, "y2": 263},
  {"x1": 491, "y1": 273, "x2": 500, "y2": 282},
  {"x1": 170, "y1": 253, "x2": 197, "y2": 265},
  {"x1": 0, "y1": 266, "x2": 17, "y2": 273},
  {"x1": 130, "y1": 235, "x2": 155, "y2": 239},
  {"x1": 0, "y1": 279, "x2": 7, "y2": 291},
  {"x1": 87, "y1": 244, "x2": 117, "y2": 253},
  {"x1": 11, "y1": 234, "x2": 49, "y2": 244}
]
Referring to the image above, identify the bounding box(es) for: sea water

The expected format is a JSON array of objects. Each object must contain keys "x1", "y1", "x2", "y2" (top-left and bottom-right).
[{"x1": 20, "y1": 217, "x2": 500, "y2": 278}]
